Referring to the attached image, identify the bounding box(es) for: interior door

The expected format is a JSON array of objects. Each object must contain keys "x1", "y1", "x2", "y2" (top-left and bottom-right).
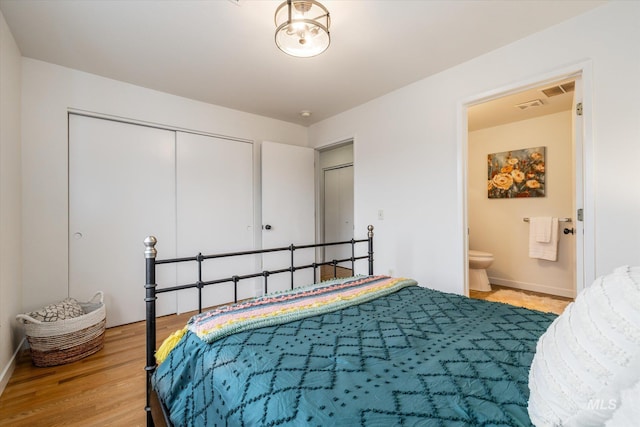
[
  {"x1": 69, "y1": 114, "x2": 177, "y2": 327},
  {"x1": 176, "y1": 132, "x2": 254, "y2": 312},
  {"x1": 261, "y1": 141, "x2": 315, "y2": 292},
  {"x1": 324, "y1": 165, "x2": 354, "y2": 264}
]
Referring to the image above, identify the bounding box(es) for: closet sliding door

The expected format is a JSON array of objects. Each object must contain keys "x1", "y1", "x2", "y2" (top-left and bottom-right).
[
  {"x1": 69, "y1": 115, "x2": 177, "y2": 327},
  {"x1": 176, "y1": 132, "x2": 254, "y2": 313},
  {"x1": 70, "y1": 117, "x2": 254, "y2": 326}
]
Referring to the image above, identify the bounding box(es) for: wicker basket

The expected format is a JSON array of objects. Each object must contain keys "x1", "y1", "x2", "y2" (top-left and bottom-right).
[{"x1": 17, "y1": 291, "x2": 106, "y2": 367}]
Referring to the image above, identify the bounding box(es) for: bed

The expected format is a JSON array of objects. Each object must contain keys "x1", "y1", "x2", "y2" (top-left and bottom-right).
[{"x1": 143, "y1": 226, "x2": 557, "y2": 427}]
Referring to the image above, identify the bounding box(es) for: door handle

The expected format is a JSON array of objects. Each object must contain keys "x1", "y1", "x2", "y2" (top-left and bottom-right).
[
  {"x1": 563, "y1": 228, "x2": 575, "y2": 235},
  {"x1": 264, "y1": 224, "x2": 272, "y2": 230}
]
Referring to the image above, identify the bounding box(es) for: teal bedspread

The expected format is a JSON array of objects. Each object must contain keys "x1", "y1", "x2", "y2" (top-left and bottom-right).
[{"x1": 152, "y1": 279, "x2": 556, "y2": 426}]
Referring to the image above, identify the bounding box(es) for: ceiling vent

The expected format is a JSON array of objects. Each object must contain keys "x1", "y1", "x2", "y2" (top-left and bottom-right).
[
  {"x1": 541, "y1": 81, "x2": 575, "y2": 97},
  {"x1": 515, "y1": 99, "x2": 544, "y2": 110}
]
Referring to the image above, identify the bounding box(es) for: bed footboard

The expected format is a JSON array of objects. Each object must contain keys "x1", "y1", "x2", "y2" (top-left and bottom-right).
[{"x1": 143, "y1": 225, "x2": 374, "y2": 426}]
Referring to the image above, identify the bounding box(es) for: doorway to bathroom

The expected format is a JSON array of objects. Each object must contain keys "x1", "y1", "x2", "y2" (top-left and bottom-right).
[{"x1": 462, "y1": 67, "x2": 593, "y2": 303}]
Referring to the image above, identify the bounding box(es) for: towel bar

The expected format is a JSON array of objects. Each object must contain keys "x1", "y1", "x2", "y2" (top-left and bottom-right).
[{"x1": 523, "y1": 217, "x2": 572, "y2": 223}]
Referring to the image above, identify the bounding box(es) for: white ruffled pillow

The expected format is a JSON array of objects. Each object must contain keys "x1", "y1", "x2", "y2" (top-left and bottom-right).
[
  {"x1": 605, "y1": 380, "x2": 640, "y2": 427},
  {"x1": 528, "y1": 266, "x2": 640, "y2": 427}
]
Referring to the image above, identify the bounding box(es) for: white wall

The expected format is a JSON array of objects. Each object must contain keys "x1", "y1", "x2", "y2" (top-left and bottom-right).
[
  {"x1": 469, "y1": 111, "x2": 575, "y2": 297},
  {"x1": 21, "y1": 58, "x2": 308, "y2": 313},
  {"x1": 308, "y1": 2, "x2": 640, "y2": 293},
  {"x1": 0, "y1": 9, "x2": 22, "y2": 395}
]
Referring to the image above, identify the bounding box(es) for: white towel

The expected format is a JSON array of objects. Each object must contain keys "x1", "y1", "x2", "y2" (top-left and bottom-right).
[
  {"x1": 529, "y1": 217, "x2": 559, "y2": 261},
  {"x1": 531, "y1": 216, "x2": 553, "y2": 243}
]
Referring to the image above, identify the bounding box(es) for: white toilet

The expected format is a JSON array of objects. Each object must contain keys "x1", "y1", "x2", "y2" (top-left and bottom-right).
[{"x1": 469, "y1": 250, "x2": 494, "y2": 292}]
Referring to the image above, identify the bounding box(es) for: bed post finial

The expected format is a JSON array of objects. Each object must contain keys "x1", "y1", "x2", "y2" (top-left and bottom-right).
[
  {"x1": 367, "y1": 224, "x2": 374, "y2": 238},
  {"x1": 144, "y1": 236, "x2": 157, "y2": 259}
]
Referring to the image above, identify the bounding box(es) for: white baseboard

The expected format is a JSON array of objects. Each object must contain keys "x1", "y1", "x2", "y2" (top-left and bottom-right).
[
  {"x1": 0, "y1": 337, "x2": 26, "y2": 397},
  {"x1": 489, "y1": 277, "x2": 576, "y2": 299}
]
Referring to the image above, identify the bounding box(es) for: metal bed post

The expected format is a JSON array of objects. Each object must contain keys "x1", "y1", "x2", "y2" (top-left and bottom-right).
[
  {"x1": 197, "y1": 253, "x2": 203, "y2": 313},
  {"x1": 367, "y1": 225, "x2": 374, "y2": 275},
  {"x1": 233, "y1": 276, "x2": 239, "y2": 303},
  {"x1": 312, "y1": 262, "x2": 318, "y2": 283},
  {"x1": 143, "y1": 236, "x2": 158, "y2": 427},
  {"x1": 290, "y1": 244, "x2": 295, "y2": 290},
  {"x1": 351, "y1": 238, "x2": 356, "y2": 272},
  {"x1": 263, "y1": 271, "x2": 270, "y2": 295}
]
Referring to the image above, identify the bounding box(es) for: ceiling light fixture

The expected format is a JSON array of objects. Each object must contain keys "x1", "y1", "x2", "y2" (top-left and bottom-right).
[
  {"x1": 274, "y1": 0, "x2": 330, "y2": 58},
  {"x1": 300, "y1": 110, "x2": 312, "y2": 118}
]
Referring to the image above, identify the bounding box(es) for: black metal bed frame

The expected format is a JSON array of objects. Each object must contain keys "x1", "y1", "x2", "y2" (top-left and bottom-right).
[{"x1": 143, "y1": 225, "x2": 375, "y2": 427}]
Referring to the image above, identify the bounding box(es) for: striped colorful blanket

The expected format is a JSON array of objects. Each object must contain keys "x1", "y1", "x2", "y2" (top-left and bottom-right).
[{"x1": 187, "y1": 275, "x2": 417, "y2": 344}]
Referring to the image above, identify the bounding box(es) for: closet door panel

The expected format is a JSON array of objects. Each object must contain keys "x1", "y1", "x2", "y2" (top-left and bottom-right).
[
  {"x1": 324, "y1": 165, "x2": 354, "y2": 263},
  {"x1": 69, "y1": 115, "x2": 177, "y2": 327},
  {"x1": 176, "y1": 132, "x2": 254, "y2": 313}
]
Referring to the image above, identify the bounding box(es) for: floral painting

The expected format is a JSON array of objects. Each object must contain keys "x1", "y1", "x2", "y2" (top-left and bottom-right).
[{"x1": 488, "y1": 146, "x2": 545, "y2": 198}]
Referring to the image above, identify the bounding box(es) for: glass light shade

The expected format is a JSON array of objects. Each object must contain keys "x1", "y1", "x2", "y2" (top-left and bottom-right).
[{"x1": 274, "y1": 0, "x2": 330, "y2": 58}]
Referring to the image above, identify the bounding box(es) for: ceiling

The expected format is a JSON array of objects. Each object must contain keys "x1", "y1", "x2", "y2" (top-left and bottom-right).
[
  {"x1": 468, "y1": 79, "x2": 576, "y2": 131},
  {"x1": 0, "y1": 0, "x2": 605, "y2": 126}
]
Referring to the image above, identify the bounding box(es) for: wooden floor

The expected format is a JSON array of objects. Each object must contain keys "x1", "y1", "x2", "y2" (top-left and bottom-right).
[
  {"x1": 0, "y1": 312, "x2": 192, "y2": 427},
  {"x1": 319, "y1": 264, "x2": 353, "y2": 281},
  {"x1": 0, "y1": 286, "x2": 570, "y2": 426}
]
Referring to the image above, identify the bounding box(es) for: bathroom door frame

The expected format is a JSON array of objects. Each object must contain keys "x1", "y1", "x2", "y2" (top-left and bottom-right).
[{"x1": 457, "y1": 60, "x2": 595, "y2": 296}]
